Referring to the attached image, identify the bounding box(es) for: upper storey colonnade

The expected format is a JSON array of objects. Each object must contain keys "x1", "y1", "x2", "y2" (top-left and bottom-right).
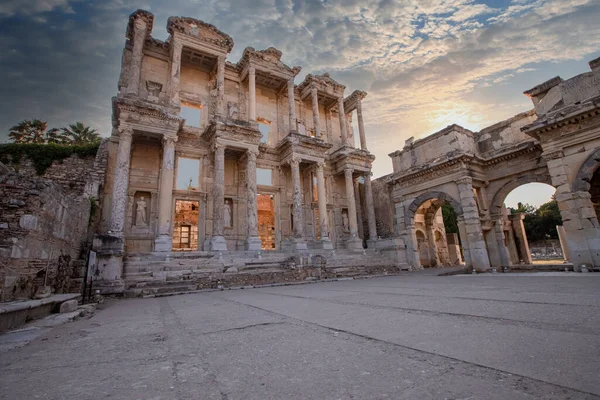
[{"x1": 119, "y1": 9, "x2": 370, "y2": 152}]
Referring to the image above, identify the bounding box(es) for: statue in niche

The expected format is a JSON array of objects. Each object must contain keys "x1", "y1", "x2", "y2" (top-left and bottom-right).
[
  {"x1": 135, "y1": 197, "x2": 148, "y2": 227},
  {"x1": 224, "y1": 200, "x2": 232, "y2": 228},
  {"x1": 227, "y1": 102, "x2": 239, "y2": 119},
  {"x1": 342, "y1": 210, "x2": 349, "y2": 233}
]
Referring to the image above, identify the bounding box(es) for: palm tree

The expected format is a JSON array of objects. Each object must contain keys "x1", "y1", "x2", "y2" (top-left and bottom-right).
[
  {"x1": 60, "y1": 122, "x2": 101, "y2": 145},
  {"x1": 45, "y1": 128, "x2": 71, "y2": 144},
  {"x1": 8, "y1": 119, "x2": 52, "y2": 144}
]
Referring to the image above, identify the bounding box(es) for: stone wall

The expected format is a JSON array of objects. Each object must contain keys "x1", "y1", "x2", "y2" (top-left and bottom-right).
[{"x1": 370, "y1": 177, "x2": 395, "y2": 238}]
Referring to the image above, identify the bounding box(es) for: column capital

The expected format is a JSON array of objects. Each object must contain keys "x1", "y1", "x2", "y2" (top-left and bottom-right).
[
  {"x1": 247, "y1": 148, "x2": 259, "y2": 161},
  {"x1": 316, "y1": 160, "x2": 326, "y2": 170},
  {"x1": 248, "y1": 65, "x2": 256, "y2": 75},
  {"x1": 213, "y1": 142, "x2": 226, "y2": 152},
  {"x1": 162, "y1": 135, "x2": 178, "y2": 147},
  {"x1": 344, "y1": 167, "x2": 354, "y2": 176},
  {"x1": 118, "y1": 127, "x2": 133, "y2": 139},
  {"x1": 217, "y1": 54, "x2": 226, "y2": 64},
  {"x1": 290, "y1": 155, "x2": 302, "y2": 166},
  {"x1": 456, "y1": 176, "x2": 473, "y2": 185}
]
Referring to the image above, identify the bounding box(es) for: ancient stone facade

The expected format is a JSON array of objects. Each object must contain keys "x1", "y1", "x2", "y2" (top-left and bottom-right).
[
  {"x1": 0, "y1": 144, "x2": 108, "y2": 301},
  {"x1": 376, "y1": 58, "x2": 600, "y2": 272},
  {"x1": 96, "y1": 10, "x2": 403, "y2": 294}
]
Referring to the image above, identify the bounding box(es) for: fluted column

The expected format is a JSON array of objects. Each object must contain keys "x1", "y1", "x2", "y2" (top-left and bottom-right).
[
  {"x1": 109, "y1": 128, "x2": 133, "y2": 235},
  {"x1": 311, "y1": 87, "x2": 320, "y2": 137},
  {"x1": 166, "y1": 39, "x2": 183, "y2": 109},
  {"x1": 248, "y1": 66, "x2": 256, "y2": 121},
  {"x1": 364, "y1": 173, "x2": 378, "y2": 244},
  {"x1": 154, "y1": 135, "x2": 177, "y2": 251},
  {"x1": 290, "y1": 156, "x2": 307, "y2": 250},
  {"x1": 338, "y1": 97, "x2": 348, "y2": 145},
  {"x1": 126, "y1": 18, "x2": 147, "y2": 97},
  {"x1": 246, "y1": 149, "x2": 261, "y2": 250},
  {"x1": 344, "y1": 168, "x2": 362, "y2": 249},
  {"x1": 356, "y1": 100, "x2": 367, "y2": 150},
  {"x1": 316, "y1": 162, "x2": 332, "y2": 249},
  {"x1": 210, "y1": 143, "x2": 227, "y2": 251},
  {"x1": 288, "y1": 78, "x2": 296, "y2": 131},
  {"x1": 354, "y1": 178, "x2": 364, "y2": 239},
  {"x1": 216, "y1": 55, "x2": 225, "y2": 116}
]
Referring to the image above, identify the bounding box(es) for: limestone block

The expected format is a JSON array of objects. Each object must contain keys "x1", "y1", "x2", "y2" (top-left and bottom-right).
[
  {"x1": 60, "y1": 300, "x2": 78, "y2": 313},
  {"x1": 19, "y1": 215, "x2": 38, "y2": 230},
  {"x1": 550, "y1": 173, "x2": 568, "y2": 187},
  {"x1": 0, "y1": 222, "x2": 8, "y2": 229},
  {"x1": 563, "y1": 219, "x2": 583, "y2": 231},
  {"x1": 558, "y1": 200, "x2": 576, "y2": 211},
  {"x1": 555, "y1": 192, "x2": 573, "y2": 203},
  {"x1": 546, "y1": 159, "x2": 564, "y2": 170},
  {"x1": 560, "y1": 210, "x2": 578, "y2": 221},
  {"x1": 580, "y1": 207, "x2": 597, "y2": 219}
]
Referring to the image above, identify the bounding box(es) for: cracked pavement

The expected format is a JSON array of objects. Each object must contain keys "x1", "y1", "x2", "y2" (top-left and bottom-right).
[{"x1": 1, "y1": 273, "x2": 600, "y2": 399}]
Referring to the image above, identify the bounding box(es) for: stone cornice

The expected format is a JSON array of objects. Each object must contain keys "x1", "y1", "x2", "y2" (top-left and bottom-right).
[
  {"x1": 201, "y1": 117, "x2": 262, "y2": 147},
  {"x1": 167, "y1": 16, "x2": 234, "y2": 53},
  {"x1": 298, "y1": 73, "x2": 345, "y2": 100},
  {"x1": 343, "y1": 90, "x2": 367, "y2": 113},
  {"x1": 126, "y1": 9, "x2": 154, "y2": 41},
  {"x1": 237, "y1": 47, "x2": 301, "y2": 81},
  {"x1": 113, "y1": 97, "x2": 183, "y2": 134}
]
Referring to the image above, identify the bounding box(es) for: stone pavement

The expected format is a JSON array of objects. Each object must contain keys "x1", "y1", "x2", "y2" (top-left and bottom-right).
[{"x1": 1, "y1": 273, "x2": 599, "y2": 399}]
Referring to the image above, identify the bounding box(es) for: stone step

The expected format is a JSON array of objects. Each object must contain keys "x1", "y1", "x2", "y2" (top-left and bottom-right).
[{"x1": 0, "y1": 293, "x2": 81, "y2": 331}]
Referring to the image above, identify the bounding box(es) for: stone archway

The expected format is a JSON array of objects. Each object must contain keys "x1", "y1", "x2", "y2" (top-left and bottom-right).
[
  {"x1": 489, "y1": 173, "x2": 553, "y2": 219},
  {"x1": 405, "y1": 191, "x2": 463, "y2": 227},
  {"x1": 573, "y1": 147, "x2": 600, "y2": 221}
]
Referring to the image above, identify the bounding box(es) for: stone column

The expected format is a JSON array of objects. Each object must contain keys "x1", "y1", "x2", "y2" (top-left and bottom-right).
[
  {"x1": 354, "y1": 178, "x2": 364, "y2": 239},
  {"x1": 315, "y1": 162, "x2": 332, "y2": 249},
  {"x1": 344, "y1": 168, "x2": 362, "y2": 249},
  {"x1": 457, "y1": 177, "x2": 490, "y2": 271},
  {"x1": 290, "y1": 156, "x2": 307, "y2": 250},
  {"x1": 246, "y1": 149, "x2": 261, "y2": 250},
  {"x1": 210, "y1": 143, "x2": 227, "y2": 251},
  {"x1": 426, "y1": 226, "x2": 440, "y2": 267},
  {"x1": 509, "y1": 213, "x2": 532, "y2": 264},
  {"x1": 109, "y1": 128, "x2": 134, "y2": 235},
  {"x1": 126, "y1": 18, "x2": 147, "y2": 97},
  {"x1": 154, "y1": 135, "x2": 177, "y2": 251},
  {"x1": 556, "y1": 225, "x2": 571, "y2": 262},
  {"x1": 166, "y1": 39, "x2": 183, "y2": 109},
  {"x1": 338, "y1": 97, "x2": 348, "y2": 145},
  {"x1": 248, "y1": 66, "x2": 256, "y2": 121},
  {"x1": 494, "y1": 218, "x2": 511, "y2": 267},
  {"x1": 364, "y1": 173, "x2": 378, "y2": 244},
  {"x1": 356, "y1": 100, "x2": 367, "y2": 151},
  {"x1": 216, "y1": 55, "x2": 225, "y2": 116},
  {"x1": 288, "y1": 78, "x2": 296, "y2": 131},
  {"x1": 311, "y1": 87, "x2": 320, "y2": 138}
]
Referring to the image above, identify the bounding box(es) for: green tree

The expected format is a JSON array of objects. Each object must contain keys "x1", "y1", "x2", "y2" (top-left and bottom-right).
[
  {"x1": 441, "y1": 202, "x2": 459, "y2": 234},
  {"x1": 8, "y1": 119, "x2": 56, "y2": 144},
  {"x1": 60, "y1": 122, "x2": 101, "y2": 145},
  {"x1": 510, "y1": 199, "x2": 562, "y2": 241}
]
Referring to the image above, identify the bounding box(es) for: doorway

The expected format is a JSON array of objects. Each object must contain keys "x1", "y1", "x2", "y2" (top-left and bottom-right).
[
  {"x1": 172, "y1": 200, "x2": 199, "y2": 251},
  {"x1": 258, "y1": 194, "x2": 276, "y2": 250}
]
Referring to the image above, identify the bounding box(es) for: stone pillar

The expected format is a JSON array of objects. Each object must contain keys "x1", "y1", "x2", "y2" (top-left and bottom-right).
[
  {"x1": 126, "y1": 18, "x2": 147, "y2": 97},
  {"x1": 248, "y1": 66, "x2": 256, "y2": 121},
  {"x1": 338, "y1": 97, "x2": 348, "y2": 145},
  {"x1": 210, "y1": 143, "x2": 227, "y2": 251},
  {"x1": 316, "y1": 162, "x2": 332, "y2": 249},
  {"x1": 457, "y1": 177, "x2": 490, "y2": 271},
  {"x1": 556, "y1": 225, "x2": 571, "y2": 262},
  {"x1": 166, "y1": 39, "x2": 183, "y2": 109},
  {"x1": 154, "y1": 135, "x2": 177, "y2": 251},
  {"x1": 354, "y1": 178, "x2": 364, "y2": 239},
  {"x1": 216, "y1": 55, "x2": 225, "y2": 116},
  {"x1": 356, "y1": 100, "x2": 367, "y2": 151},
  {"x1": 344, "y1": 168, "x2": 362, "y2": 249},
  {"x1": 364, "y1": 173, "x2": 378, "y2": 245},
  {"x1": 245, "y1": 150, "x2": 261, "y2": 250},
  {"x1": 311, "y1": 87, "x2": 320, "y2": 138},
  {"x1": 426, "y1": 226, "x2": 440, "y2": 267},
  {"x1": 288, "y1": 78, "x2": 296, "y2": 131},
  {"x1": 290, "y1": 157, "x2": 307, "y2": 250},
  {"x1": 494, "y1": 218, "x2": 511, "y2": 267},
  {"x1": 109, "y1": 128, "x2": 133, "y2": 235},
  {"x1": 509, "y1": 213, "x2": 532, "y2": 264}
]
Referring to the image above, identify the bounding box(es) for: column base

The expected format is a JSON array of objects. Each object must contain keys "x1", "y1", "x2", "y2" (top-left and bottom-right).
[
  {"x1": 154, "y1": 234, "x2": 172, "y2": 252},
  {"x1": 292, "y1": 238, "x2": 308, "y2": 251},
  {"x1": 210, "y1": 236, "x2": 228, "y2": 251},
  {"x1": 367, "y1": 239, "x2": 378, "y2": 249},
  {"x1": 345, "y1": 236, "x2": 363, "y2": 250},
  {"x1": 246, "y1": 236, "x2": 262, "y2": 251},
  {"x1": 314, "y1": 238, "x2": 334, "y2": 250}
]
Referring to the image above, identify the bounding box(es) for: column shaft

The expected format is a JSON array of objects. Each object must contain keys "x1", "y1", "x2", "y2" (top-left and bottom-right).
[
  {"x1": 126, "y1": 19, "x2": 147, "y2": 96},
  {"x1": 288, "y1": 78, "x2": 296, "y2": 131},
  {"x1": 457, "y1": 178, "x2": 491, "y2": 271},
  {"x1": 216, "y1": 56, "x2": 225, "y2": 116},
  {"x1": 338, "y1": 97, "x2": 348, "y2": 145},
  {"x1": 246, "y1": 150, "x2": 261, "y2": 250},
  {"x1": 210, "y1": 144, "x2": 227, "y2": 251},
  {"x1": 344, "y1": 169, "x2": 358, "y2": 237},
  {"x1": 311, "y1": 87, "x2": 320, "y2": 137},
  {"x1": 494, "y1": 219, "x2": 511, "y2": 267},
  {"x1": 354, "y1": 179, "x2": 364, "y2": 239},
  {"x1": 316, "y1": 163, "x2": 331, "y2": 245},
  {"x1": 154, "y1": 136, "x2": 177, "y2": 251},
  {"x1": 109, "y1": 128, "x2": 133, "y2": 234},
  {"x1": 166, "y1": 40, "x2": 183, "y2": 108},
  {"x1": 357, "y1": 100, "x2": 367, "y2": 150},
  {"x1": 248, "y1": 66, "x2": 256, "y2": 121},
  {"x1": 510, "y1": 213, "x2": 532, "y2": 264},
  {"x1": 364, "y1": 174, "x2": 378, "y2": 242},
  {"x1": 290, "y1": 158, "x2": 304, "y2": 239}
]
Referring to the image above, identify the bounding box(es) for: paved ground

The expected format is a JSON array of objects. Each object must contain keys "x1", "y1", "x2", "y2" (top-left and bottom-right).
[{"x1": 1, "y1": 272, "x2": 600, "y2": 399}]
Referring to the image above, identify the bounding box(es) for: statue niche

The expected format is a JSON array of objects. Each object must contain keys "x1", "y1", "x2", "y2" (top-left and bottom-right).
[
  {"x1": 133, "y1": 192, "x2": 151, "y2": 228},
  {"x1": 224, "y1": 198, "x2": 233, "y2": 228}
]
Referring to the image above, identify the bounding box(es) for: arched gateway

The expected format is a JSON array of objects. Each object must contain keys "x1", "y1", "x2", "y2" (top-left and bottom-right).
[{"x1": 375, "y1": 58, "x2": 600, "y2": 271}]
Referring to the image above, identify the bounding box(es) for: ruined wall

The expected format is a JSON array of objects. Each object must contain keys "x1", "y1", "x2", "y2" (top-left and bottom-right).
[
  {"x1": 476, "y1": 111, "x2": 537, "y2": 155},
  {"x1": 0, "y1": 165, "x2": 91, "y2": 301}
]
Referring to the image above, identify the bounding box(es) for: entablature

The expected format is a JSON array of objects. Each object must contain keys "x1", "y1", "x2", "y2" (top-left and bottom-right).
[
  {"x1": 330, "y1": 146, "x2": 374, "y2": 175},
  {"x1": 298, "y1": 73, "x2": 345, "y2": 109},
  {"x1": 201, "y1": 116, "x2": 262, "y2": 150},
  {"x1": 276, "y1": 132, "x2": 332, "y2": 165},
  {"x1": 238, "y1": 47, "x2": 301, "y2": 92},
  {"x1": 113, "y1": 97, "x2": 182, "y2": 137},
  {"x1": 343, "y1": 90, "x2": 367, "y2": 113},
  {"x1": 167, "y1": 16, "x2": 234, "y2": 53}
]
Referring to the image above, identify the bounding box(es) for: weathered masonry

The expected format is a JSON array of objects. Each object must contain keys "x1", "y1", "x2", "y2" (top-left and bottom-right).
[
  {"x1": 95, "y1": 10, "x2": 405, "y2": 295},
  {"x1": 377, "y1": 58, "x2": 600, "y2": 272}
]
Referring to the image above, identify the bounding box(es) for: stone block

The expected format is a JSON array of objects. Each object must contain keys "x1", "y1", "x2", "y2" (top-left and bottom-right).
[
  {"x1": 563, "y1": 219, "x2": 583, "y2": 231},
  {"x1": 0, "y1": 222, "x2": 8, "y2": 229},
  {"x1": 19, "y1": 215, "x2": 38, "y2": 230},
  {"x1": 59, "y1": 300, "x2": 78, "y2": 313},
  {"x1": 580, "y1": 207, "x2": 597, "y2": 219}
]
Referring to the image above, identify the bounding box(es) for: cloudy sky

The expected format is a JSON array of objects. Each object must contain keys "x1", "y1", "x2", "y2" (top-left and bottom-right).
[{"x1": 1, "y1": 0, "x2": 599, "y2": 206}]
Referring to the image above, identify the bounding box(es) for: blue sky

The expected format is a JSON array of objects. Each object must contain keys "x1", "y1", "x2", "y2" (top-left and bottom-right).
[{"x1": 1, "y1": 0, "x2": 599, "y2": 207}]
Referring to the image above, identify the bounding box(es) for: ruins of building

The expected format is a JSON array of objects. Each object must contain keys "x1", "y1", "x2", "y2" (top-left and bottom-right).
[
  {"x1": 376, "y1": 57, "x2": 600, "y2": 272},
  {"x1": 94, "y1": 10, "x2": 405, "y2": 295}
]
